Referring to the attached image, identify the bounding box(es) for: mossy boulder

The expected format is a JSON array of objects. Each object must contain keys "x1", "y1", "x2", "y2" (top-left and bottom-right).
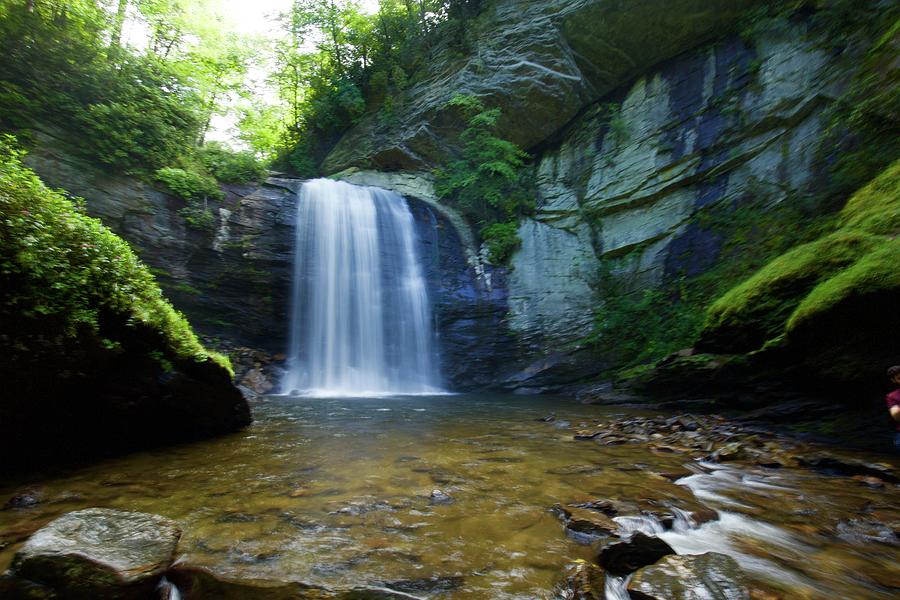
[
  {"x1": 696, "y1": 160, "x2": 900, "y2": 386},
  {"x1": 0, "y1": 137, "x2": 250, "y2": 472},
  {"x1": 700, "y1": 231, "x2": 877, "y2": 353}
]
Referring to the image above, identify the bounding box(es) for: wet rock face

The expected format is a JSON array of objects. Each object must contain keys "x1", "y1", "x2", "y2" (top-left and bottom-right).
[
  {"x1": 9, "y1": 508, "x2": 180, "y2": 599},
  {"x1": 23, "y1": 132, "x2": 512, "y2": 391},
  {"x1": 24, "y1": 130, "x2": 296, "y2": 355},
  {"x1": 598, "y1": 532, "x2": 675, "y2": 576},
  {"x1": 555, "y1": 560, "x2": 606, "y2": 600},
  {"x1": 404, "y1": 197, "x2": 515, "y2": 390},
  {"x1": 627, "y1": 552, "x2": 750, "y2": 600},
  {"x1": 323, "y1": 0, "x2": 754, "y2": 173}
]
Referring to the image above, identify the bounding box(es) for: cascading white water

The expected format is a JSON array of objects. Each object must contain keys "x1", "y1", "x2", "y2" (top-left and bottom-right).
[{"x1": 282, "y1": 178, "x2": 442, "y2": 397}]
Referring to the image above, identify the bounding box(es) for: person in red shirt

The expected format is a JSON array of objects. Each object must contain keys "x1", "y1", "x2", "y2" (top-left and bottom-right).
[{"x1": 887, "y1": 365, "x2": 900, "y2": 452}]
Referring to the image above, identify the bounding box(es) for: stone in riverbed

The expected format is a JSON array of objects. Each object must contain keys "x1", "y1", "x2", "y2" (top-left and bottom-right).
[
  {"x1": 429, "y1": 490, "x2": 454, "y2": 505},
  {"x1": 553, "y1": 504, "x2": 619, "y2": 539},
  {"x1": 169, "y1": 564, "x2": 429, "y2": 599},
  {"x1": 598, "y1": 532, "x2": 675, "y2": 575},
  {"x1": 9, "y1": 508, "x2": 181, "y2": 600},
  {"x1": 627, "y1": 552, "x2": 750, "y2": 600},
  {"x1": 554, "y1": 560, "x2": 606, "y2": 600}
]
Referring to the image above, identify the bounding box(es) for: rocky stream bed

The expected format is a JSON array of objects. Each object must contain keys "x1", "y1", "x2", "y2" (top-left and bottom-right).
[{"x1": 1, "y1": 394, "x2": 897, "y2": 599}]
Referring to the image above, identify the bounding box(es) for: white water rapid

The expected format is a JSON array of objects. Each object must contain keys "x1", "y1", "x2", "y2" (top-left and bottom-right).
[{"x1": 282, "y1": 178, "x2": 442, "y2": 397}]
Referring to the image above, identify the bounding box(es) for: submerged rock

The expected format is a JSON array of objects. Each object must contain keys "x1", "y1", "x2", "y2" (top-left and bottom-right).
[
  {"x1": 598, "y1": 532, "x2": 675, "y2": 575},
  {"x1": 429, "y1": 490, "x2": 454, "y2": 505},
  {"x1": 627, "y1": 552, "x2": 749, "y2": 600},
  {"x1": 553, "y1": 504, "x2": 619, "y2": 540},
  {"x1": 9, "y1": 508, "x2": 181, "y2": 600},
  {"x1": 169, "y1": 564, "x2": 428, "y2": 599}
]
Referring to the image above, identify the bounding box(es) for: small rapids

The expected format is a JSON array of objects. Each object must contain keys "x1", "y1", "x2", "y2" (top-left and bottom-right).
[{"x1": 602, "y1": 462, "x2": 842, "y2": 599}]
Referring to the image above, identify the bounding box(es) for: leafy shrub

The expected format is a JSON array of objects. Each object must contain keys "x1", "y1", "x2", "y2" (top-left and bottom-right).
[
  {"x1": 434, "y1": 94, "x2": 533, "y2": 264},
  {"x1": 435, "y1": 94, "x2": 532, "y2": 223},
  {"x1": 0, "y1": 135, "x2": 230, "y2": 374},
  {"x1": 178, "y1": 205, "x2": 218, "y2": 232},
  {"x1": 80, "y1": 95, "x2": 200, "y2": 174},
  {"x1": 154, "y1": 167, "x2": 223, "y2": 202},
  {"x1": 198, "y1": 143, "x2": 266, "y2": 184},
  {"x1": 480, "y1": 221, "x2": 521, "y2": 264}
]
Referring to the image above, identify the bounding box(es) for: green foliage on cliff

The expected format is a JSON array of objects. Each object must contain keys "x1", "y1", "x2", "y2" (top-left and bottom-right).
[
  {"x1": 816, "y1": 4, "x2": 900, "y2": 195},
  {"x1": 0, "y1": 135, "x2": 231, "y2": 375},
  {"x1": 155, "y1": 168, "x2": 224, "y2": 202},
  {"x1": 198, "y1": 143, "x2": 267, "y2": 184},
  {"x1": 155, "y1": 166, "x2": 223, "y2": 232},
  {"x1": 591, "y1": 191, "x2": 832, "y2": 369},
  {"x1": 702, "y1": 160, "x2": 900, "y2": 352},
  {"x1": 434, "y1": 94, "x2": 533, "y2": 264},
  {"x1": 480, "y1": 221, "x2": 521, "y2": 265}
]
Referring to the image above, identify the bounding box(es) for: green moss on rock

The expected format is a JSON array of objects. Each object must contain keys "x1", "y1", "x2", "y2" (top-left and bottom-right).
[
  {"x1": 0, "y1": 136, "x2": 230, "y2": 374},
  {"x1": 699, "y1": 159, "x2": 900, "y2": 378},
  {"x1": 836, "y1": 160, "x2": 900, "y2": 235},
  {"x1": 0, "y1": 136, "x2": 248, "y2": 471},
  {"x1": 788, "y1": 238, "x2": 900, "y2": 332},
  {"x1": 702, "y1": 231, "x2": 877, "y2": 352}
]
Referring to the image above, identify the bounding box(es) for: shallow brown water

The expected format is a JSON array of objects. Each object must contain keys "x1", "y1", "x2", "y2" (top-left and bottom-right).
[{"x1": 1, "y1": 394, "x2": 898, "y2": 599}]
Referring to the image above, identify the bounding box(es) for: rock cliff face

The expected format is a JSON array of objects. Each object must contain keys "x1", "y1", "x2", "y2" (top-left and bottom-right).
[
  {"x1": 24, "y1": 138, "x2": 510, "y2": 392},
  {"x1": 25, "y1": 132, "x2": 297, "y2": 354},
  {"x1": 323, "y1": 0, "x2": 756, "y2": 173},
  {"x1": 323, "y1": 6, "x2": 869, "y2": 390},
  {"x1": 509, "y1": 17, "x2": 848, "y2": 348}
]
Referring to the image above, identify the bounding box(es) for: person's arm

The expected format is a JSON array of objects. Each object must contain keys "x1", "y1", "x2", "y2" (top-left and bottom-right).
[{"x1": 891, "y1": 405, "x2": 900, "y2": 422}]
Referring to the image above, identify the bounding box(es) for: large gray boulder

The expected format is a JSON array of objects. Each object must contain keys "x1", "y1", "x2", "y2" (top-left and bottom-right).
[
  {"x1": 9, "y1": 508, "x2": 181, "y2": 600},
  {"x1": 627, "y1": 552, "x2": 750, "y2": 600}
]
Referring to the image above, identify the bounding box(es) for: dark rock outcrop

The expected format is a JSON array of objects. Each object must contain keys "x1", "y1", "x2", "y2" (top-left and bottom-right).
[
  {"x1": 24, "y1": 129, "x2": 297, "y2": 353},
  {"x1": 598, "y1": 532, "x2": 675, "y2": 575},
  {"x1": 0, "y1": 344, "x2": 251, "y2": 473},
  {"x1": 1, "y1": 147, "x2": 251, "y2": 474}
]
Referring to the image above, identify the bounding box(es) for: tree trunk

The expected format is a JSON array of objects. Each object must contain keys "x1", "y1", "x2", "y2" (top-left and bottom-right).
[{"x1": 111, "y1": 0, "x2": 128, "y2": 48}]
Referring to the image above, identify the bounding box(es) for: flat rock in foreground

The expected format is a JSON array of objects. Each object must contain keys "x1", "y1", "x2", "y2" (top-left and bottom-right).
[{"x1": 10, "y1": 508, "x2": 181, "y2": 599}]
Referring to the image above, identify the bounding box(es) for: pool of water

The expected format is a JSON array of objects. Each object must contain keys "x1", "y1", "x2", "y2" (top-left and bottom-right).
[{"x1": 1, "y1": 394, "x2": 898, "y2": 598}]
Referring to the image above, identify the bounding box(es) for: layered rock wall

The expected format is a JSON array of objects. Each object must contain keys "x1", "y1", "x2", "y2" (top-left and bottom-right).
[
  {"x1": 323, "y1": 0, "x2": 756, "y2": 173},
  {"x1": 509, "y1": 18, "x2": 846, "y2": 348}
]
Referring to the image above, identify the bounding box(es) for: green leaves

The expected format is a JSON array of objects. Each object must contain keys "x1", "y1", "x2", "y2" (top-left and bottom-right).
[
  {"x1": 155, "y1": 167, "x2": 223, "y2": 202},
  {"x1": 197, "y1": 143, "x2": 266, "y2": 184},
  {"x1": 0, "y1": 136, "x2": 230, "y2": 373},
  {"x1": 434, "y1": 94, "x2": 533, "y2": 263}
]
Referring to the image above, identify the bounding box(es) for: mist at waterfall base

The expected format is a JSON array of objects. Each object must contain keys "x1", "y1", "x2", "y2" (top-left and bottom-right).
[{"x1": 282, "y1": 179, "x2": 444, "y2": 397}]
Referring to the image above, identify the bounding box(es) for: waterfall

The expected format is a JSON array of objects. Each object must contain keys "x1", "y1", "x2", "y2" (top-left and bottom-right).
[{"x1": 282, "y1": 178, "x2": 443, "y2": 397}]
